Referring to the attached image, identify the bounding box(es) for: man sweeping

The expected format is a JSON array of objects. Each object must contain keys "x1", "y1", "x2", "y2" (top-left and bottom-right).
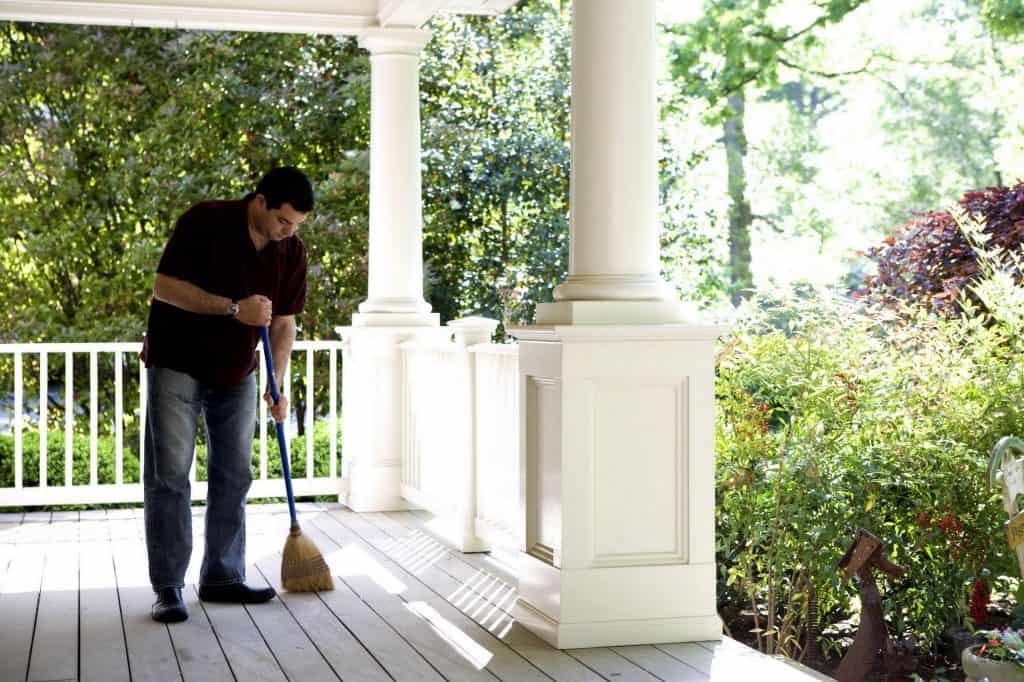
[{"x1": 142, "y1": 167, "x2": 312, "y2": 623}]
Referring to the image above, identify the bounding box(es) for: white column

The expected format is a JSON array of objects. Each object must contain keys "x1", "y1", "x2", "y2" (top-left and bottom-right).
[
  {"x1": 356, "y1": 28, "x2": 435, "y2": 325},
  {"x1": 536, "y1": 0, "x2": 689, "y2": 325},
  {"x1": 513, "y1": 325, "x2": 726, "y2": 648},
  {"x1": 512, "y1": 0, "x2": 726, "y2": 649},
  {"x1": 338, "y1": 27, "x2": 440, "y2": 513}
]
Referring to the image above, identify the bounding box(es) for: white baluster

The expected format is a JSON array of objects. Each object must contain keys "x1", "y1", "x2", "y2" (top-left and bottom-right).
[
  {"x1": 13, "y1": 351, "x2": 22, "y2": 489},
  {"x1": 89, "y1": 351, "x2": 98, "y2": 486},
  {"x1": 306, "y1": 348, "x2": 314, "y2": 480},
  {"x1": 39, "y1": 352, "x2": 47, "y2": 488},
  {"x1": 65, "y1": 351, "x2": 73, "y2": 487},
  {"x1": 329, "y1": 347, "x2": 337, "y2": 480},
  {"x1": 115, "y1": 350, "x2": 123, "y2": 485}
]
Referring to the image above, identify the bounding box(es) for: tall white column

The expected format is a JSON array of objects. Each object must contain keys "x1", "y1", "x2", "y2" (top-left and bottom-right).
[
  {"x1": 512, "y1": 0, "x2": 725, "y2": 648},
  {"x1": 356, "y1": 28, "x2": 435, "y2": 324},
  {"x1": 537, "y1": 0, "x2": 688, "y2": 325},
  {"x1": 338, "y1": 27, "x2": 439, "y2": 513}
]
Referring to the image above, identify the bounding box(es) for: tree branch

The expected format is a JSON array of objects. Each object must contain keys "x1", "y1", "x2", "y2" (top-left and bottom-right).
[
  {"x1": 777, "y1": 54, "x2": 877, "y2": 79},
  {"x1": 753, "y1": 15, "x2": 829, "y2": 45}
]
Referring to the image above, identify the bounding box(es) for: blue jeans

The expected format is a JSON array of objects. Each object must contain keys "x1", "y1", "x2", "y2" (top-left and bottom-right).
[{"x1": 143, "y1": 366, "x2": 256, "y2": 591}]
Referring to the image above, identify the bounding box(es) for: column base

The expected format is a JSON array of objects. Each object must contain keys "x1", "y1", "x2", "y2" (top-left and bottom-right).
[
  {"x1": 398, "y1": 493, "x2": 491, "y2": 553},
  {"x1": 535, "y1": 300, "x2": 697, "y2": 325},
  {"x1": 514, "y1": 599, "x2": 723, "y2": 649},
  {"x1": 516, "y1": 551, "x2": 722, "y2": 649},
  {"x1": 351, "y1": 311, "x2": 440, "y2": 327},
  {"x1": 512, "y1": 323, "x2": 728, "y2": 649},
  {"x1": 552, "y1": 274, "x2": 678, "y2": 303},
  {"x1": 337, "y1": 323, "x2": 443, "y2": 514},
  {"x1": 343, "y1": 463, "x2": 419, "y2": 513}
]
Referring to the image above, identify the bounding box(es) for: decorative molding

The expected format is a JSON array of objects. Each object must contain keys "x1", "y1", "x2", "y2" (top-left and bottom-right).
[
  {"x1": 358, "y1": 26, "x2": 432, "y2": 55},
  {"x1": 525, "y1": 375, "x2": 562, "y2": 568},
  {"x1": 376, "y1": 0, "x2": 444, "y2": 27},
  {"x1": 0, "y1": 0, "x2": 376, "y2": 34},
  {"x1": 587, "y1": 376, "x2": 689, "y2": 568},
  {"x1": 527, "y1": 542, "x2": 557, "y2": 566},
  {"x1": 0, "y1": 0, "x2": 523, "y2": 34}
]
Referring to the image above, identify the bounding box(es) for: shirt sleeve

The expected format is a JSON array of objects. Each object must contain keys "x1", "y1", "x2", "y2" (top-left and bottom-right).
[
  {"x1": 274, "y1": 238, "x2": 308, "y2": 316},
  {"x1": 157, "y1": 205, "x2": 209, "y2": 286}
]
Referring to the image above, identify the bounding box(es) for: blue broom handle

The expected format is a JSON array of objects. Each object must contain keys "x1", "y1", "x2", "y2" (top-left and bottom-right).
[{"x1": 259, "y1": 327, "x2": 298, "y2": 527}]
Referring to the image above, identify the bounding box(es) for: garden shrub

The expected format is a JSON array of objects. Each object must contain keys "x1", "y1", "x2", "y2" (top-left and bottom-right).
[
  {"x1": 862, "y1": 181, "x2": 1024, "y2": 315},
  {"x1": 717, "y1": 277, "x2": 1021, "y2": 656},
  {"x1": 0, "y1": 418, "x2": 342, "y2": 493}
]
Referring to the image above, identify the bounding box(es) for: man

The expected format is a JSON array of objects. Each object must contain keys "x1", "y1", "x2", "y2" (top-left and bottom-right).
[{"x1": 142, "y1": 167, "x2": 312, "y2": 623}]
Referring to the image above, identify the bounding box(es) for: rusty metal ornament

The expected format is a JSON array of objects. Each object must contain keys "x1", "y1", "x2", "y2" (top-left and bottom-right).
[{"x1": 837, "y1": 529, "x2": 918, "y2": 681}]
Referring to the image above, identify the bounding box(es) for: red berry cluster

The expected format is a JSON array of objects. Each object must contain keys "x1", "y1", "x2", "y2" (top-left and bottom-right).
[
  {"x1": 971, "y1": 579, "x2": 991, "y2": 625},
  {"x1": 916, "y1": 511, "x2": 962, "y2": 533}
]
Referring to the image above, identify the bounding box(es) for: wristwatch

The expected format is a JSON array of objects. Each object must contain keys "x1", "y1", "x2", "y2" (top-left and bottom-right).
[{"x1": 227, "y1": 300, "x2": 240, "y2": 318}]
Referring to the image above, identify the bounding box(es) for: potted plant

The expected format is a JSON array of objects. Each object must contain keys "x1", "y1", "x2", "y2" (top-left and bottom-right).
[{"x1": 962, "y1": 628, "x2": 1024, "y2": 682}]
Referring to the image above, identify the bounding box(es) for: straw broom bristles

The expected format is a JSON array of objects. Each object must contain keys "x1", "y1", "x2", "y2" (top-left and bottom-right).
[{"x1": 281, "y1": 523, "x2": 334, "y2": 592}]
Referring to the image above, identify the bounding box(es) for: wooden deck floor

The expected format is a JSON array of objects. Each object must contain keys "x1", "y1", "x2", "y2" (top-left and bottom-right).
[{"x1": 0, "y1": 503, "x2": 829, "y2": 681}]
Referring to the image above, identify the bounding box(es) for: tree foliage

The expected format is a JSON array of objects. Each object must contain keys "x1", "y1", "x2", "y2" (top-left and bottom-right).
[
  {"x1": 0, "y1": 24, "x2": 372, "y2": 343},
  {"x1": 420, "y1": 0, "x2": 571, "y2": 324},
  {"x1": 666, "y1": 0, "x2": 869, "y2": 301},
  {"x1": 862, "y1": 182, "x2": 1024, "y2": 315}
]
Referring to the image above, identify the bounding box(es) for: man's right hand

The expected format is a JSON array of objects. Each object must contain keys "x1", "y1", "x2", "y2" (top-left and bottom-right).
[{"x1": 236, "y1": 295, "x2": 272, "y2": 327}]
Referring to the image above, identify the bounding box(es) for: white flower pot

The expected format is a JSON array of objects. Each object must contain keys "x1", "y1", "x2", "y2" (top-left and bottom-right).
[{"x1": 962, "y1": 645, "x2": 1024, "y2": 682}]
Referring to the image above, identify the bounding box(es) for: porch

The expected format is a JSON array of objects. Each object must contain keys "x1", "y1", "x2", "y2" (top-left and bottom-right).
[
  {"x1": 0, "y1": 503, "x2": 828, "y2": 681},
  {"x1": 1, "y1": 0, "x2": 777, "y2": 669}
]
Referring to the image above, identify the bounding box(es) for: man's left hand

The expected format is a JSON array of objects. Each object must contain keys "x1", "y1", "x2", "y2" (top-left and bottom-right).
[{"x1": 264, "y1": 389, "x2": 288, "y2": 424}]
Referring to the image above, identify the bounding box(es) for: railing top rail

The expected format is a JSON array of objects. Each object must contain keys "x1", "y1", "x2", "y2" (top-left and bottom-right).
[
  {"x1": 468, "y1": 342, "x2": 518, "y2": 356},
  {"x1": 0, "y1": 342, "x2": 143, "y2": 353},
  {"x1": 0, "y1": 339, "x2": 344, "y2": 353},
  {"x1": 400, "y1": 339, "x2": 462, "y2": 354}
]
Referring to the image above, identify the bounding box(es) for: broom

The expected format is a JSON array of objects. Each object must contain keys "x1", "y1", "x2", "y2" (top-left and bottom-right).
[{"x1": 260, "y1": 326, "x2": 334, "y2": 592}]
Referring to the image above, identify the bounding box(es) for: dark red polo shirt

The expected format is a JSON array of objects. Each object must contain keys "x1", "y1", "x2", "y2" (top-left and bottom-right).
[{"x1": 143, "y1": 196, "x2": 307, "y2": 388}]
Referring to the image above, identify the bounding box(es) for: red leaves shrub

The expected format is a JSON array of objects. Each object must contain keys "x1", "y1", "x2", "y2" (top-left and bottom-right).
[
  {"x1": 971, "y1": 579, "x2": 991, "y2": 625},
  {"x1": 862, "y1": 182, "x2": 1024, "y2": 315}
]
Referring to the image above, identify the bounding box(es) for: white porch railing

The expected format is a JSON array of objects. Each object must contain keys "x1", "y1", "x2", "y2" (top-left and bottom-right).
[
  {"x1": 470, "y1": 342, "x2": 520, "y2": 543},
  {"x1": 400, "y1": 317, "x2": 520, "y2": 551},
  {"x1": 0, "y1": 340, "x2": 343, "y2": 507}
]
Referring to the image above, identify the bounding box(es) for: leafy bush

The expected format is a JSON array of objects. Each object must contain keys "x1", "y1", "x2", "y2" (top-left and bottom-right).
[
  {"x1": 0, "y1": 432, "x2": 136, "y2": 487},
  {"x1": 717, "y1": 280, "x2": 1020, "y2": 656},
  {"x1": 0, "y1": 419, "x2": 342, "y2": 494},
  {"x1": 861, "y1": 182, "x2": 1024, "y2": 315}
]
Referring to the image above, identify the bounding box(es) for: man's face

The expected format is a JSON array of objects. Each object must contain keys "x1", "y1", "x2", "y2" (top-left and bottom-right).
[{"x1": 256, "y1": 195, "x2": 307, "y2": 241}]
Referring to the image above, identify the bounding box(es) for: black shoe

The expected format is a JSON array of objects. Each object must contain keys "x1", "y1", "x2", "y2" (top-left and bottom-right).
[
  {"x1": 198, "y1": 582, "x2": 277, "y2": 604},
  {"x1": 152, "y1": 587, "x2": 188, "y2": 623}
]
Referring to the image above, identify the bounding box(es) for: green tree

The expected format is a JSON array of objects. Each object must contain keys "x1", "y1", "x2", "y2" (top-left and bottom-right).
[
  {"x1": 0, "y1": 23, "x2": 371, "y2": 435},
  {"x1": 972, "y1": 0, "x2": 1024, "y2": 34},
  {"x1": 668, "y1": 0, "x2": 870, "y2": 303},
  {"x1": 420, "y1": 0, "x2": 571, "y2": 325}
]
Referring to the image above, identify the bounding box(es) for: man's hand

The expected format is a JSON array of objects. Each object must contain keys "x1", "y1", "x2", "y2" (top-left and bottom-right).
[
  {"x1": 264, "y1": 388, "x2": 288, "y2": 424},
  {"x1": 237, "y1": 295, "x2": 272, "y2": 327}
]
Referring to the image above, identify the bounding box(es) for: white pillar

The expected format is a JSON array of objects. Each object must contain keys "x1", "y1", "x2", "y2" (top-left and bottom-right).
[
  {"x1": 339, "y1": 27, "x2": 439, "y2": 513},
  {"x1": 537, "y1": 0, "x2": 689, "y2": 325},
  {"x1": 512, "y1": 0, "x2": 726, "y2": 648},
  {"x1": 356, "y1": 27, "x2": 435, "y2": 325}
]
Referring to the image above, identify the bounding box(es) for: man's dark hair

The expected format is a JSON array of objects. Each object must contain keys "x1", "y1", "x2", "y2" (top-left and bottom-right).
[{"x1": 255, "y1": 167, "x2": 314, "y2": 213}]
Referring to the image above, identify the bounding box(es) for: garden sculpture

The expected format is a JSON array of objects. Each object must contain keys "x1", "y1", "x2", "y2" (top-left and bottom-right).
[
  {"x1": 989, "y1": 436, "x2": 1024, "y2": 578},
  {"x1": 837, "y1": 529, "x2": 918, "y2": 681}
]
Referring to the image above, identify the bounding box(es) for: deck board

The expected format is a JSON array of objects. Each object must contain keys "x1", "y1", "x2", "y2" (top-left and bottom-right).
[
  {"x1": 253, "y1": 550, "x2": 394, "y2": 682},
  {"x1": 0, "y1": 536, "x2": 43, "y2": 682},
  {"x1": 28, "y1": 526, "x2": 80, "y2": 682},
  {"x1": 79, "y1": 527, "x2": 132, "y2": 682},
  {"x1": 336, "y1": 510, "x2": 606, "y2": 682},
  {"x1": 0, "y1": 503, "x2": 830, "y2": 682}
]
